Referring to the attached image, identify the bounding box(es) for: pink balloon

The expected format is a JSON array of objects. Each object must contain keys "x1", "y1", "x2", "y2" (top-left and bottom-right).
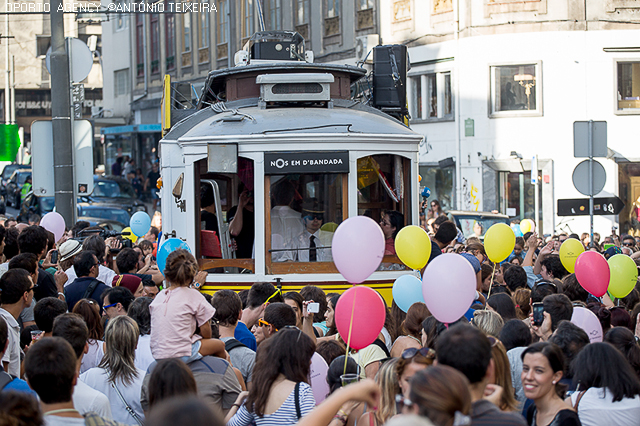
[
  {"x1": 40, "y1": 212, "x2": 66, "y2": 242},
  {"x1": 422, "y1": 254, "x2": 477, "y2": 324},
  {"x1": 309, "y1": 352, "x2": 330, "y2": 404},
  {"x1": 571, "y1": 307, "x2": 603, "y2": 343},
  {"x1": 335, "y1": 286, "x2": 385, "y2": 350},
  {"x1": 332, "y1": 216, "x2": 385, "y2": 284},
  {"x1": 574, "y1": 251, "x2": 610, "y2": 297}
]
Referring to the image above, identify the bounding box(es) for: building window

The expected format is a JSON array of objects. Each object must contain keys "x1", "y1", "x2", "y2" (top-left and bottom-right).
[
  {"x1": 114, "y1": 0, "x2": 127, "y2": 31},
  {"x1": 150, "y1": 13, "x2": 160, "y2": 74},
  {"x1": 114, "y1": 69, "x2": 129, "y2": 96},
  {"x1": 296, "y1": 0, "x2": 309, "y2": 25},
  {"x1": 165, "y1": 0, "x2": 176, "y2": 71},
  {"x1": 217, "y1": 0, "x2": 229, "y2": 59},
  {"x1": 325, "y1": 0, "x2": 340, "y2": 37},
  {"x1": 327, "y1": 0, "x2": 340, "y2": 17},
  {"x1": 241, "y1": 0, "x2": 254, "y2": 44},
  {"x1": 357, "y1": 0, "x2": 374, "y2": 30},
  {"x1": 490, "y1": 63, "x2": 541, "y2": 117},
  {"x1": 199, "y1": 0, "x2": 210, "y2": 49},
  {"x1": 135, "y1": 15, "x2": 144, "y2": 77},
  {"x1": 266, "y1": 0, "x2": 282, "y2": 30},
  {"x1": 182, "y1": 13, "x2": 191, "y2": 52},
  {"x1": 617, "y1": 61, "x2": 640, "y2": 113},
  {"x1": 409, "y1": 72, "x2": 453, "y2": 121}
]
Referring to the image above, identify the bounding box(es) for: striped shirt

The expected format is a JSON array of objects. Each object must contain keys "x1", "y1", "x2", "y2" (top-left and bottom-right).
[{"x1": 227, "y1": 382, "x2": 315, "y2": 426}]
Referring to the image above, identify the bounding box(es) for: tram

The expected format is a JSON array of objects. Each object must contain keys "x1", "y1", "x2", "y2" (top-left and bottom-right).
[{"x1": 159, "y1": 31, "x2": 424, "y2": 301}]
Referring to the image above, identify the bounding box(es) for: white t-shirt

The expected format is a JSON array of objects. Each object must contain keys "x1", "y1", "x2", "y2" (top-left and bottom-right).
[
  {"x1": 74, "y1": 378, "x2": 113, "y2": 419},
  {"x1": 65, "y1": 265, "x2": 116, "y2": 288},
  {"x1": 80, "y1": 339, "x2": 105, "y2": 374},
  {"x1": 134, "y1": 334, "x2": 155, "y2": 372},
  {"x1": 571, "y1": 387, "x2": 640, "y2": 426},
  {"x1": 0, "y1": 308, "x2": 21, "y2": 377},
  {"x1": 80, "y1": 366, "x2": 146, "y2": 425}
]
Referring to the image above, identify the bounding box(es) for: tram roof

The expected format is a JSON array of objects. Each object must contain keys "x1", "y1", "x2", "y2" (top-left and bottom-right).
[{"x1": 165, "y1": 98, "x2": 421, "y2": 143}]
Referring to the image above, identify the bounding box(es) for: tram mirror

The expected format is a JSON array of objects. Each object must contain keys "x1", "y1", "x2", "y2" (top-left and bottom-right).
[
  {"x1": 207, "y1": 144, "x2": 238, "y2": 173},
  {"x1": 172, "y1": 173, "x2": 184, "y2": 199}
]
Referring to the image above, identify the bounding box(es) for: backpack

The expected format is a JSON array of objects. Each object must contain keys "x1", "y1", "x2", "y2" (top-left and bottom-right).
[
  {"x1": 225, "y1": 338, "x2": 248, "y2": 353},
  {"x1": 0, "y1": 371, "x2": 15, "y2": 390},
  {"x1": 81, "y1": 279, "x2": 102, "y2": 301}
]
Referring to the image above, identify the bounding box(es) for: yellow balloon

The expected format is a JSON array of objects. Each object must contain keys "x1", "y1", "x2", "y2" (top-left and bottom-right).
[
  {"x1": 122, "y1": 227, "x2": 138, "y2": 243},
  {"x1": 484, "y1": 223, "x2": 515, "y2": 263},
  {"x1": 559, "y1": 238, "x2": 584, "y2": 273},
  {"x1": 394, "y1": 225, "x2": 432, "y2": 270},
  {"x1": 608, "y1": 254, "x2": 638, "y2": 299},
  {"x1": 520, "y1": 219, "x2": 535, "y2": 234}
]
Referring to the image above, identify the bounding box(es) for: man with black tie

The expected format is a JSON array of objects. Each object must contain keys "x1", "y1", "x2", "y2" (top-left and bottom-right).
[{"x1": 294, "y1": 199, "x2": 332, "y2": 262}]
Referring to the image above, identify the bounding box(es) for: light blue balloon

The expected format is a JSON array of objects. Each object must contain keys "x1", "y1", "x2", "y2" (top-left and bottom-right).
[
  {"x1": 157, "y1": 238, "x2": 192, "y2": 276},
  {"x1": 130, "y1": 211, "x2": 152, "y2": 237},
  {"x1": 392, "y1": 274, "x2": 425, "y2": 313},
  {"x1": 511, "y1": 224, "x2": 523, "y2": 237}
]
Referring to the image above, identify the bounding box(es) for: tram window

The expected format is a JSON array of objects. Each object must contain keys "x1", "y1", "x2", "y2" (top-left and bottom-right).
[{"x1": 269, "y1": 174, "x2": 343, "y2": 263}]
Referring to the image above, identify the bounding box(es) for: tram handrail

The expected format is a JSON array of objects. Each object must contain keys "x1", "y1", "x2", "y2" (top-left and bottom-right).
[{"x1": 198, "y1": 258, "x2": 255, "y2": 273}]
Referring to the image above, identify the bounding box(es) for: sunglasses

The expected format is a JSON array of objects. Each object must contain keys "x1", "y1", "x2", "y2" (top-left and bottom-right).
[
  {"x1": 258, "y1": 318, "x2": 276, "y2": 330},
  {"x1": 623, "y1": 242, "x2": 635, "y2": 247},
  {"x1": 401, "y1": 347, "x2": 435, "y2": 360},
  {"x1": 264, "y1": 288, "x2": 281, "y2": 305},
  {"x1": 395, "y1": 394, "x2": 414, "y2": 412},
  {"x1": 487, "y1": 336, "x2": 500, "y2": 347},
  {"x1": 305, "y1": 214, "x2": 324, "y2": 221}
]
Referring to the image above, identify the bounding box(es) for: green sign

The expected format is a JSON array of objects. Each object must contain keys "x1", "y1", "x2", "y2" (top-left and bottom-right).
[
  {"x1": 0, "y1": 124, "x2": 20, "y2": 161},
  {"x1": 465, "y1": 118, "x2": 474, "y2": 137}
]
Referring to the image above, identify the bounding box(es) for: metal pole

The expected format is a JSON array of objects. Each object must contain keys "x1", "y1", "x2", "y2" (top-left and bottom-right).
[
  {"x1": 534, "y1": 155, "x2": 539, "y2": 232},
  {"x1": 588, "y1": 120, "x2": 594, "y2": 248},
  {"x1": 10, "y1": 54, "x2": 14, "y2": 124},
  {"x1": 4, "y1": 3, "x2": 9, "y2": 125},
  {"x1": 50, "y1": 0, "x2": 76, "y2": 226}
]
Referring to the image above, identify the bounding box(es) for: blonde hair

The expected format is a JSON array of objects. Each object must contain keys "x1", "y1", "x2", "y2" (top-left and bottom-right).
[
  {"x1": 374, "y1": 358, "x2": 400, "y2": 425},
  {"x1": 491, "y1": 340, "x2": 519, "y2": 412},
  {"x1": 472, "y1": 310, "x2": 504, "y2": 338},
  {"x1": 99, "y1": 316, "x2": 139, "y2": 386}
]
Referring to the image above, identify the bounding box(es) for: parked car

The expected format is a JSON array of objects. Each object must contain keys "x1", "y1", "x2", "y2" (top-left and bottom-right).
[
  {"x1": 17, "y1": 192, "x2": 54, "y2": 222},
  {"x1": 83, "y1": 175, "x2": 147, "y2": 215},
  {"x1": 5, "y1": 169, "x2": 32, "y2": 207},
  {"x1": 77, "y1": 203, "x2": 131, "y2": 231},
  {"x1": 1, "y1": 163, "x2": 30, "y2": 188},
  {"x1": 447, "y1": 210, "x2": 510, "y2": 241}
]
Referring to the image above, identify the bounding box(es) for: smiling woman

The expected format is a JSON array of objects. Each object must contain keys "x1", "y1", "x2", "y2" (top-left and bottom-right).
[{"x1": 520, "y1": 342, "x2": 580, "y2": 426}]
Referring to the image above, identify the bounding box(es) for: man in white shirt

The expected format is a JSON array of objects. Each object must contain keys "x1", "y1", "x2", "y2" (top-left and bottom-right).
[
  {"x1": 52, "y1": 313, "x2": 113, "y2": 419},
  {"x1": 0, "y1": 269, "x2": 33, "y2": 376},
  {"x1": 270, "y1": 179, "x2": 302, "y2": 262},
  {"x1": 64, "y1": 234, "x2": 116, "y2": 287},
  {"x1": 294, "y1": 202, "x2": 333, "y2": 262}
]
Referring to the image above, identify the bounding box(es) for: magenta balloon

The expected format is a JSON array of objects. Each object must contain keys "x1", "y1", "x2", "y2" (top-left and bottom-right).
[
  {"x1": 422, "y1": 254, "x2": 477, "y2": 324},
  {"x1": 335, "y1": 286, "x2": 386, "y2": 350},
  {"x1": 574, "y1": 251, "x2": 610, "y2": 297},
  {"x1": 40, "y1": 212, "x2": 66, "y2": 242},
  {"x1": 331, "y1": 216, "x2": 385, "y2": 284},
  {"x1": 571, "y1": 307, "x2": 603, "y2": 343}
]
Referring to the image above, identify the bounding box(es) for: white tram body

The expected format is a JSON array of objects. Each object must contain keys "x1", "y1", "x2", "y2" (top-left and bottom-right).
[{"x1": 159, "y1": 32, "x2": 423, "y2": 301}]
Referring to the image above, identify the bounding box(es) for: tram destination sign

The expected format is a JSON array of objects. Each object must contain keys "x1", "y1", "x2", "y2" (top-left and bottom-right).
[{"x1": 265, "y1": 151, "x2": 349, "y2": 175}]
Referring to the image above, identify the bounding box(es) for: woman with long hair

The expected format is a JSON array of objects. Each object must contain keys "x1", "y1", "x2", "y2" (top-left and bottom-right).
[
  {"x1": 390, "y1": 302, "x2": 430, "y2": 358},
  {"x1": 402, "y1": 365, "x2": 471, "y2": 426},
  {"x1": 514, "y1": 288, "x2": 532, "y2": 320},
  {"x1": 72, "y1": 299, "x2": 104, "y2": 374},
  {"x1": 226, "y1": 328, "x2": 316, "y2": 426},
  {"x1": 570, "y1": 342, "x2": 640, "y2": 425},
  {"x1": 487, "y1": 293, "x2": 518, "y2": 321},
  {"x1": 604, "y1": 327, "x2": 640, "y2": 378},
  {"x1": 380, "y1": 210, "x2": 404, "y2": 256},
  {"x1": 491, "y1": 338, "x2": 519, "y2": 412},
  {"x1": 283, "y1": 291, "x2": 304, "y2": 329},
  {"x1": 80, "y1": 315, "x2": 146, "y2": 425},
  {"x1": 471, "y1": 310, "x2": 504, "y2": 338},
  {"x1": 396, "y1": 347, "x2": 435, "y2": 398},
  {"x1": 359, "y1": 358, "x2": 400, "y2": 426},
  {"x1": 148, "y1": 358, "x2": 198, "y2": 409},
  {"x1": 521, "y1": 342, "x2": 579, "y2": 425}
]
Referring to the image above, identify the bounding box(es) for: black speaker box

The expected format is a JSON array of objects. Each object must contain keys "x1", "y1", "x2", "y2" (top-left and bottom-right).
[{"x1": 373, "y1": 45, "x2": 408, "y2": 113}]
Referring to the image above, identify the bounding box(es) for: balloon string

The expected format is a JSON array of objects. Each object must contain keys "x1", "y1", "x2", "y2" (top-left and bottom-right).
[
  {"x1": 343, "y1": 286, "x2": 357, "y2": 376},
  {"x1": 486, "y1": 262, "x2": 497, "y2": 305}
]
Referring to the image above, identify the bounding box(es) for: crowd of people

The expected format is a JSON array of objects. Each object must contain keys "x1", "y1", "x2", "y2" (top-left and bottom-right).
[{"x1": 1, "y1": 210, "x2": 640, "y2": 426}]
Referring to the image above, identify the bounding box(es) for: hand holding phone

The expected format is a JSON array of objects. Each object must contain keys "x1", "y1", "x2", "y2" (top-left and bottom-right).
[
  {"x1": 51, "y1": 250, "x2": 59, "y2": 264},
  {"x1": 307, "y1": 302, "x2": 320, "y2": 314},
  {"x1": 532, "y1": 302, "x2": 544, "y2": 327}
]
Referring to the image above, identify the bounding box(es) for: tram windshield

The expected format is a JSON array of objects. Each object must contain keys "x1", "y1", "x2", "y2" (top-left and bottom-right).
[{"x1": 269, "y1": 174, "x2": 343, "y2": 263}]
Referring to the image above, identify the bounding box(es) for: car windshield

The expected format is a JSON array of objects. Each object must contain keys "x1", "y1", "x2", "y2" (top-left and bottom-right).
[
  {"x1": 40, "y1": 197, "x2": 55, "y2": 213},
  {"x1": 79, "y1": 207, "x2": 131, "y2": 224},
  {"x1": 2, "y1": 165, "x2": 20, "y2": 180},
  {"x1": 17, "y1": 172, "x2": 31, "y2": 185},
  {"x1": 92, "y1": 179, "x2": 136, "y2": 198},
  {"x1": 453, "y1": 214, "x2": 510, "y2": 239}
]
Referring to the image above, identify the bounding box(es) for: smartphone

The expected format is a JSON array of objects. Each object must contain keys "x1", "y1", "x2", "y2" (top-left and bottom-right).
[
  {"x1": 50, "y1": 250, "x2": 59, "y2": 264},
  {"x1": 307, "y1": 302, "x2": 320, "y2": 314},
  {"x1": 532, "y1": 302, "x2": 544, "y2": 327}
]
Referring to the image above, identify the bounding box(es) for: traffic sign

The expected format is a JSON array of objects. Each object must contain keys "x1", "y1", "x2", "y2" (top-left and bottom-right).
[
  {"x1": 557, "y1": 197, "x2": 625, "y2": 217},
  {"x1": 572, "y1": 159, "x2": 606, "y2": 196},
  {"x1": 574, "y1": 121, "x2": 607, "y2": 158}
]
